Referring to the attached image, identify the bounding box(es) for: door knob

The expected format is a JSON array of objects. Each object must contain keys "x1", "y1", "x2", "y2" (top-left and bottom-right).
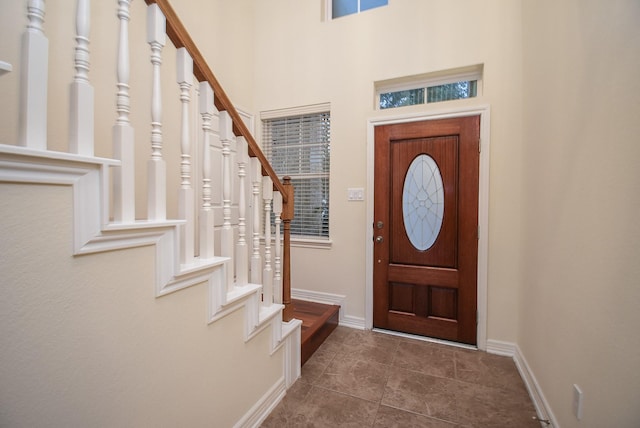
[{"x1": 376, "y1": 236, "x2": 384, "y2": 243}]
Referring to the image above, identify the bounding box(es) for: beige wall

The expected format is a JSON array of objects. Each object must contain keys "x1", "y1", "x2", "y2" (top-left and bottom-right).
[
  {"x1": 253, "y1": 0, "x2": 525, "y2": 339},
  {"x1": 520, "y1": 0, "x2": 640, "y2": 426},
  {"x1": 0, "y1": 1, "x2": 281, "y2": 427},
  {"x1": 3, "y1": 0, "x2": 640, "y2": 426},
  {"x1": 0, "y1": 184, "x2": 282, "y2": 427},
  {"x1": 253, "y1": 0, "x2": 640, "y2": 425}
]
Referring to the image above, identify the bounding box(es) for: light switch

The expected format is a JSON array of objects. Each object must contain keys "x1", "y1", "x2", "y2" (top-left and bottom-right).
[{"x1": 347, "y1": 188, "x2": 364, "y2": 201}]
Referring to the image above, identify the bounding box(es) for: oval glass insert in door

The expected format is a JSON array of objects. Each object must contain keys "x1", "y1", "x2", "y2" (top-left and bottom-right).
[{"x1": 402, "y1": 154, "x2": 444, "y2": 251}]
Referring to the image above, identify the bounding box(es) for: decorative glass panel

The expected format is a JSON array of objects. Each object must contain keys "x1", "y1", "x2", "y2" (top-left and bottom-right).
[{"x1": 402, "y1": 154, "x2": 444, "y2": 251}]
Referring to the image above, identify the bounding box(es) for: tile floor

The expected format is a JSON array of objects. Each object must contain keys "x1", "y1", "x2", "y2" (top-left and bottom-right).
[{"x1": 261, "y1": 327, "x2": 540, "y2": 428}]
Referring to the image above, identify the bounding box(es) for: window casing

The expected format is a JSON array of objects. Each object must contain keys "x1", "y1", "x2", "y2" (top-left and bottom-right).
[
  {"x1": 262, "y1": 104, "x2": 331, "y2": 242},
  {"x1": 375, "y1": 65, "x2": 483, "y2": 110}
]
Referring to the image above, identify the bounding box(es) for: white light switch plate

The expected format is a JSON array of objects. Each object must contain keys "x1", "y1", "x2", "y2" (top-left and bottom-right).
[{"x1": 347, "y1": 188, "x2": 364, "y2": 201}]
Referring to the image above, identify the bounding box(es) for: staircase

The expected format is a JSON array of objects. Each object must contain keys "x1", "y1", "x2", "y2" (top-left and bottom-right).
[
  {"x1": 292, "y1": 300, "x2": 340, "y2": 365},
  {"x1": 0, "y1": 1, "x2": 304, "y2": 426}
]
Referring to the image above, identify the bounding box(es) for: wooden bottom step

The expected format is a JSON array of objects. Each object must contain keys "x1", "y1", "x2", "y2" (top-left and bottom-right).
[{"x1": 292, "y1": 299, "x2": 340, "y2": 365}]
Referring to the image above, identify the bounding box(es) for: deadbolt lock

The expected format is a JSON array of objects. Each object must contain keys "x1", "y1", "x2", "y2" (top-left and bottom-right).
[{"x1": 376, "y1": 221, "x2": 384, "y2": 229}]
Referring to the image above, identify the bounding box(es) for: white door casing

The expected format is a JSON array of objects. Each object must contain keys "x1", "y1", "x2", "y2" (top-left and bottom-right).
[{"x1": 365, "y1": 105, "x2": 491, "y2": 350}]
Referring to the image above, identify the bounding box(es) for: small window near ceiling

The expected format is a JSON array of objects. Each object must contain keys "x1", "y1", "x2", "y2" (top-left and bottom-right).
[
  {"x1": 376, "y1": 65, "x2": 483, "y2": 110},
  {"x1": 332, "y1": 0, "x2": 388, "y2": 19}
]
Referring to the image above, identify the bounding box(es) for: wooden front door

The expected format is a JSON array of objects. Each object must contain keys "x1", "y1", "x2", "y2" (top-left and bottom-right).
[{"x1": 373, "y1": 116, "x2": 480, "y2": 345}]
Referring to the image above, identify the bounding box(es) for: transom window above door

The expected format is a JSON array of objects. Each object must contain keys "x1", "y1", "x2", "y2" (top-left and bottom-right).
[
  {"x1": 331, "y1": 0, "x2": 388, "y2": 19},
  {"x1": 375, "y1": 65, "x2": 483, "y2": 110}
]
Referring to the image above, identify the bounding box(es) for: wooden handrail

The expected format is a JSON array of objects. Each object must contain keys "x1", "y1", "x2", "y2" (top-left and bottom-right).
[
  {"x1": 144, "y1": 0, "x2": 294, "y2": 320},
  {"x1": 144, "y1": 0, "x2": 287, "y2": 202}
]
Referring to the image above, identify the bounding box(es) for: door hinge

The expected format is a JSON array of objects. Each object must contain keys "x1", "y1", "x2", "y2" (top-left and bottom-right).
[
  {"x1": 478, "y1": 138, "x2": 482, "y2": 153},
  {"x1": 477, "y1": 226, "x2": 480, "y2": 240}
]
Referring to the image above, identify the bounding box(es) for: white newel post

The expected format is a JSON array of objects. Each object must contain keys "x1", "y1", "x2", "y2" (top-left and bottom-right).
[
  {"x1": 250, "y1": 157, "x2": 262, "y2": 284},
  {"x1": 176, "y1": 48, "x2": 194, "y2": 264},
  {"x1": 112, "y1": 0, "x2": 135, "y2": 223},
  {"x1": 18, "y1": 0, "x2": 48, "y2": 150},
  {"x1": 69, "y1": 0, "x2": 94, "y2": 156},
  {"x1": 273, "y1": 191, "x2": 283, "y2": 304},
  {"x1": 236, "y1": 136, "x2": 249, "y2": 286},
  {"x1": 147, "y1": 4, "x2": 166, "y2": 221},
  {"x1": 199, "y1": 82, "x2": 215, "y2": 259},
  {"x1": 262, "y1": 176, "x2": 273, "y2": 305},
  {"x1": 219, "y1": 111, "x2": 234, "y2": 288}
]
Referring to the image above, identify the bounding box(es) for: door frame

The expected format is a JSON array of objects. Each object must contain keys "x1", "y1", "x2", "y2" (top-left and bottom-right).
[{"x1": 365, "y1": 105, "x2": 491, "y2": 350}]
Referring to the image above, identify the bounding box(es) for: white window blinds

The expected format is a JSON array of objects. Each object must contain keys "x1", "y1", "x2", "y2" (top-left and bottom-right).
[{"x1": 262, "y1": 110, "x2": 331, "y2": 238}]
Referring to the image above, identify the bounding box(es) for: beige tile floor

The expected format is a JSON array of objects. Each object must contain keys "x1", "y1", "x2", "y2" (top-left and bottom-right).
[{"x1": 262, "y1": 326, "x2": 540, "y2": 427}]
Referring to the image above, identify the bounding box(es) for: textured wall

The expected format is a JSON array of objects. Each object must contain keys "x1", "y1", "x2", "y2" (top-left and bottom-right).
[
  {"x1": 0, "y1": 183, "x2": 283, "y2": 427},
  {"x1": 520, "y1": 0, "x2": 640, "y2": 426}
]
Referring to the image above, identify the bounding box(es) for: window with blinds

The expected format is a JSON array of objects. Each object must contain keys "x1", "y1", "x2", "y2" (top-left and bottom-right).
[{"x1": 262, "y1": 109, "x2": 331, "y2": 239}]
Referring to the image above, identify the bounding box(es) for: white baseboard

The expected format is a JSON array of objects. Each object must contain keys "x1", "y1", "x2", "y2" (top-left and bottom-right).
[
  {"x1": 290, "y1": 288, "x2": 366, "y2": 330},
  {"x1": 486, "y1": 340, "x2": 559, "y2": 428},
  {"x1": 234, "y1": 376, "x2": 286, "y2": 428},
  {"x1": 291, "y1": 288, "x2": 345, "y2": 320},
  {"x1": 291, "y1": 288, "x2": 345, "y2": 307},
  {"x1": 339, "y1": 315, "x2": 366, "y2": 330}
]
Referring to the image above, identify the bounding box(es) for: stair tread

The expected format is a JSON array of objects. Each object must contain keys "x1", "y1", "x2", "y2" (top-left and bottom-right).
[{"x1": 292, "y1": 299, "x2": 340, "y2": 365}]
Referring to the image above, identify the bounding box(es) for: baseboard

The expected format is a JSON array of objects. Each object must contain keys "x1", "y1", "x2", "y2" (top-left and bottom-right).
[
  {"x1": 486, "y1": 340, "x2": 559, "y2": 428},
  {"x1": 290, "y1": 288, "x2": 366, "y2": 330},
  {"x1": 291, "y1": 288, "x2": 345, "y2": 307},
  {"x1": 234, "y1": 376, "x2": 286, "y2": 428},
  {"x1": 339, "y1": 314, "x2": 366, "y2": 330},
  {"x1": 291, "y1": 288, "x2": 345, "y2": 321}
]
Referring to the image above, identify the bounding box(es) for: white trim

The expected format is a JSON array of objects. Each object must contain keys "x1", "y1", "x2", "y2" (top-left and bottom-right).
[
  {"x1": 340, "y1": 315, "x2": 366, "y2": 330},
  {"x1": 486, "y1": 340, "x2": 560, "y2": 428},
  {"x1": 260, "y1": 102, "x2": 331, "y2": 120},
  {"x1": 291, "y1": 287, "x2": 345, "y2": 322},
  {"x1": 291, "y1": 287, "x2": 366, "y2": 329},
  {"x1": 234, "y1": 376, "x2": 286, "y2": 428},
  {"x1": 0, "y1": 60, "x2": 12, "y2": 75},
  {"x1": 374, "y1": 65, "x2": 484, "y2": 110},
  {"x1": 376, "y1": 65, "x2": 483, "y2": 93},
  {"x1": 377, "y1": 328, "x2": 477, "y2": 350},
  {"x1": 279, "y1": 319, "x2": 302, "y2": 387},
  {"x1": 291, "y1": 287, "x2": 345, "y2": 306},
  {"x1": 365, "y1": 105, "x2": 490, "y2": 351},
  {"x1": 291, "y1": 237, "x2": 333, "y2": 249}
]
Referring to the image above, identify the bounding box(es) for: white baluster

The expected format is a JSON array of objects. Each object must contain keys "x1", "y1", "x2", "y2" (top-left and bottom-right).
[
  {"x1": 219, "y1": 111, "x2": 234, "y2": 287},
  {"x1": 236, "y1": 136, "x2": 249, "y2": 286},
  {"x1": 112, "y1": 0, "x2": 135, "y2": 223},
  {"x1": 250, "y1": 157, "x2": 262, "y2": 284},
  {"x1": 147, "y1": 4, "x2": 166, "y2": 221},
  {"x1": 273, "y1": 191, "x2": 283, "y2": 304},
  {"x1": 199, "y1": 81, "x2": 215, "y2": 259},
  {"x1": 262, "y1": 176, "x2": 273, "y2": 306},
  {"x1": 69, "y1": 0, "x2": 93, "y2": 156},
  {"x1": 177, "y1": 48, "x2": 194, "y2": 264},
  {"x1": 18, "y1": 0, "x2": 48, "y2": 150}
]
